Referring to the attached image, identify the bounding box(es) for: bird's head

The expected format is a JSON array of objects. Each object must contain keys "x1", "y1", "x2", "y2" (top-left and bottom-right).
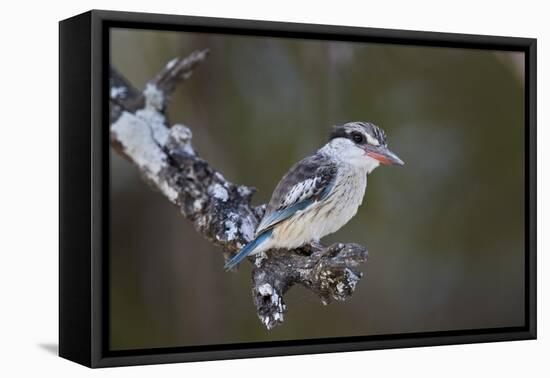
[{"x1": 328, "y1": 121, "x2": 404, "y2": 173}]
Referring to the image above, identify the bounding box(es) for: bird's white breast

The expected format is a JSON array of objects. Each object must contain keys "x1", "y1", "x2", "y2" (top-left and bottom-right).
[{"x1": 318, "y1": 165, "x2": 367, "y2": 236}]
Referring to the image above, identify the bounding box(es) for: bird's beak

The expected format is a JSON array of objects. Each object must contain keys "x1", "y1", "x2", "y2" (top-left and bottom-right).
[{"x1": 365, "y1": 145, "x2": 405, "y2": 166}]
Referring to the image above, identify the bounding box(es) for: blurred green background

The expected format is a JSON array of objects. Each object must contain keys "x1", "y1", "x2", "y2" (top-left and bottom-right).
[{"x1": 110, "y1": 28, "x2": 525, "y2": 351}]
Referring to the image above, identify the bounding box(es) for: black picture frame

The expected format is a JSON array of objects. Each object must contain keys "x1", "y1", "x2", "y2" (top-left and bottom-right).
[{"x1": 59, "y1": 9, "x2": 537, "y2": 368}]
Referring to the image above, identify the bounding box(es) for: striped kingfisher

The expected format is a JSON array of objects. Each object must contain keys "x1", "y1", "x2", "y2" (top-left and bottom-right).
[{"x1": 224, "y1": 121, "x2": 404, "y2": 271}]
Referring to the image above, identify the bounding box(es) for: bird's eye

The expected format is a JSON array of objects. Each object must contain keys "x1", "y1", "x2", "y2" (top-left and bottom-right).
[{"x1": 351, "y1": 133, "x2": 364, "y2": 144}]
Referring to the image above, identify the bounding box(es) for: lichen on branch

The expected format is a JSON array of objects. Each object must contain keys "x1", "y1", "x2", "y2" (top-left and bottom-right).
[{"x1": 109, "y1": 49, "x2": 369, "y2": 329}]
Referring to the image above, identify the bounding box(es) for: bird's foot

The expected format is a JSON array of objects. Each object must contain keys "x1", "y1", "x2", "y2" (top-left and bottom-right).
[
  {"x1": 306, "y1": 240, "x2": 325, "y2": 254},
  {"x1": 310, "y1": 240, "x2": 325, "y2": 250}
]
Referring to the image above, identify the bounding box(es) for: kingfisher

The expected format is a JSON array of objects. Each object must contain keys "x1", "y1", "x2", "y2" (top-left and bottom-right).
[{"x1": 224, "y1": 121, "x2": 404, "y2": 271}]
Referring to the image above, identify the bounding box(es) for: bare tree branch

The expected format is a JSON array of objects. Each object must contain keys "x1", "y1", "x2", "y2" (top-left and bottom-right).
[{"x1": 109, "y1": 49, "x2": 369, "y2": 329}]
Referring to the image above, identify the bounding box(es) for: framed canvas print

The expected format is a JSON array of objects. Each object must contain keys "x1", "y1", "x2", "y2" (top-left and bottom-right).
[{"x1": 59, "y1": 10, "x2": 537, "y2": 368}]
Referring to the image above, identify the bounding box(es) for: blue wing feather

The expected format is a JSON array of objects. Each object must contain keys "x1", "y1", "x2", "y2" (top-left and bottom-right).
[
  {"x1": 257, "y1": 199, "x2": 314, "y2": 233},
  {"x1": 256, "y1": 180, "x2": 334, "y2": 234},
  {"x1": 256, "y1": 160, "x2": 336, "y2": 235}
]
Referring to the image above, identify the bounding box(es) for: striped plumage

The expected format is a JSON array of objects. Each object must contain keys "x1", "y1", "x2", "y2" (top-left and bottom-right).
[{"x1": 224, "y1": 121, "x2": 403, "y2": 270}]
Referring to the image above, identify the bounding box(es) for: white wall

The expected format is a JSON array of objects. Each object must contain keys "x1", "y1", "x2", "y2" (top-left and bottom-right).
[{"x1": 0, "y1": 0, "x2": 547, "y2": 376}]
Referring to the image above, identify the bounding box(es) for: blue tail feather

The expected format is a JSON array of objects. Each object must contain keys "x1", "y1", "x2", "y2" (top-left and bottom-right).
[{"x1": 224, "y1": 230, "x2": 273, "y2": 271}]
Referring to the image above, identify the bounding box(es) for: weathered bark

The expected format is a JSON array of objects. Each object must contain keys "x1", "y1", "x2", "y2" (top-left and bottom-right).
[{"x1": 109, "y1": 49, "x2": 369, "y2": 329}]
